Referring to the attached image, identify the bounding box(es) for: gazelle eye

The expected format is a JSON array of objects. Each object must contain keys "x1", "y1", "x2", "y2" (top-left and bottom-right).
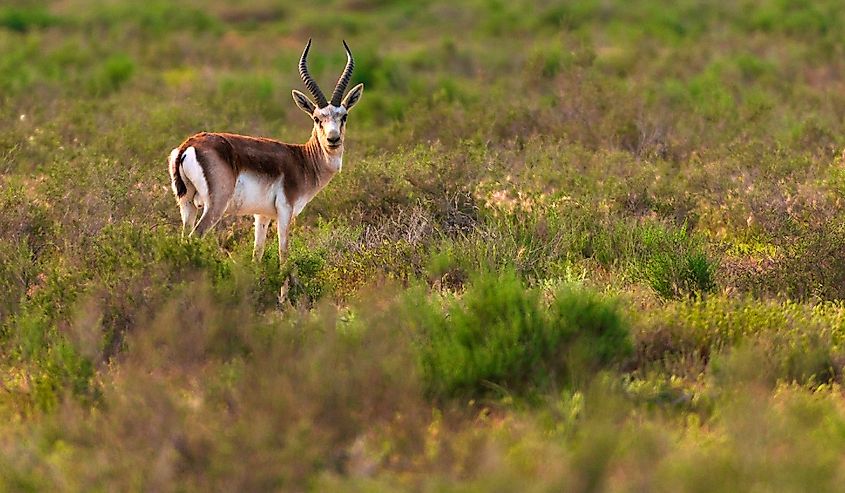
[
  {"x1": 313, "y1": 116, "x2": 320, "y2": 124},
  {"x1": 341, "y1": 114, "x2": 347, "y2": 123}
]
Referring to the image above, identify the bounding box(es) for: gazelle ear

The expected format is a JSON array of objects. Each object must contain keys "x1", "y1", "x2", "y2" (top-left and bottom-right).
[
  {"x1": 292, "y1": 90, "x2": 316, "y2": 115},
  {"x1": 341, "y1": 83, "x2": 364, "y2": 110}
]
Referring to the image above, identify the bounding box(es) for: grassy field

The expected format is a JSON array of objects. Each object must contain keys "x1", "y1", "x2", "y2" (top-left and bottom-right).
[{"x1": 4, "y1": 0, "x2": 845, "y2": 490}]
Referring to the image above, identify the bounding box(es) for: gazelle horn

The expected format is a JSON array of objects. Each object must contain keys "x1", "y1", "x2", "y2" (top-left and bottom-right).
[
  {"x1": 299, "y1": 38, "x2": 328, "y2": 108},
  {"x1": 330, "y1": 40, "x2": 355, "y2": 107}
]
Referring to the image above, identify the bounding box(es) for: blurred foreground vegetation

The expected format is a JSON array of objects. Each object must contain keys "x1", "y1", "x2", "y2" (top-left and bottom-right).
[{"x1": 4, "y1": 0, "x2": 845, "y2": 490}]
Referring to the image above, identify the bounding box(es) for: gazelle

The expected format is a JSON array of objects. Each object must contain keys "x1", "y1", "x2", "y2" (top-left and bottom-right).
[{"x1": 168, "y1": 39, "x2": 363, "y2": 266}]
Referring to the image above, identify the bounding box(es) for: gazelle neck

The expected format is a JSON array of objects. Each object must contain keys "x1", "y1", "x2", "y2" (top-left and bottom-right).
[{"x1": 306, "y1": 130, "x2": 343, "y2": 176}]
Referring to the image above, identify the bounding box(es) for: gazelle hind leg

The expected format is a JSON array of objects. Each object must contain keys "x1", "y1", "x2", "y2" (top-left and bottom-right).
[
  {"x1": 179, "y1": 200, "x2": 198, "y2": 238},
  {"x1": 186, "y1": 149, "x2": 235, "y2": 237},
  {"x1": 192, "y1": 193, "x2": 232, "y2": 237},
  {"x1": 253, "y1": 215, "x2": 272, "y2": 261}
]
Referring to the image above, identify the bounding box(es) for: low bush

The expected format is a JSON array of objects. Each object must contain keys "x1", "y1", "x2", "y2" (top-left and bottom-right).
[
  {"x1": 635, "y1": 222, "x2": 717, "y2": 299},
  {"x1": 0, "y1": 7, "x2": 58, "y2": 33},
  {"x1": 758, "y1": 221, "x2": 845, "y2": 301},
  {"x1": 413, "y1": 270, "x2": 632, "y2": 398},
  {"x1": 88, "y1": 54, "x2": 135, "y2": 95},
  {"x1": 0, "y1": 280, "x2": 430, "y2": 490},
  {"x1": 636, "y1": 295, "x2": 845, "y2": 385}
]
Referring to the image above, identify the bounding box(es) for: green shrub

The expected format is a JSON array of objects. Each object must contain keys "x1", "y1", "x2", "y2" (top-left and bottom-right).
[
  {"x1": 214, "y1": 74, "x2": 282, "y2": 120},
  {"x1": 549, "y1": 284, "x2": 634, "y2": 376},
  {"x1": 88, "y1": 54, "x2": 135, "y2": 95},
  {"x1": 414, "y1": 270, "x2": 631, "y2": 398},
  {"x1": 82, "y1": 2, "x2": 221, "y2": 34},
  {"x1": 741, "y1": 221, "x2": 845, "y2": 301},
  {"x1": 6, "y1": 301, "x2": 97, "y2": 412},
  {"x1": 711, "y1": 334, "x2": 839, "y2": 391},
  {"x1": 686, "y1": 64, "x2": 736, "y2": 123},
  {"x1": 0, "y1": 8, "x2": 58, "y2": 33},
  {"x1": 0, "y1": 240, "x2": 36, "y2": 323},
  {"x1": 283, "y1": 247, "x2": 328, "y2": 307},
  {"x1": 638, "y1": 295, "x2": 845, "y2": 385},
  {"x1": 637, "y1": 222, "x2": 717, "y2": 299}
]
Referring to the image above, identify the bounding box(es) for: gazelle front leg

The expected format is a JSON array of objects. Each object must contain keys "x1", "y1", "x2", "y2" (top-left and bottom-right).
[
  {"x1": 253, "y1": 215, "x2": 272, "y2": 261},
  {"x1": 276, "y1": 204, "x2": 294, "y2": 303},
  {"x1": 276, "y1": 206, "x2": 293, "y2": 262}
]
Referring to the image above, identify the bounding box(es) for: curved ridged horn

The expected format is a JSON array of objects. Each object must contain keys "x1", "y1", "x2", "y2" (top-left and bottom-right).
[
  {"x1": 299, "y1": 38, "x2": 328, "y2": 108},
  {"x1": 330, "y1": 40, "x2": 355, "y2": 107}
]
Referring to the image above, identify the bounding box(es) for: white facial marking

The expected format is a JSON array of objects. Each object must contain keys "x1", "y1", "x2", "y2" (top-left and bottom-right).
[
  {"x1": 314, "y1": 105, "x2": 347, "y2": 151},
  {"x1": 181, "y1": 147, "x2": 209, "y2": 205},
  {"x1": 324, "y1": 120, "x2": 340, "y2": 140}
]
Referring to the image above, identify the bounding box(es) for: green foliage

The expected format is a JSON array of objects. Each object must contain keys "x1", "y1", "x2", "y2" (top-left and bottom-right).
[
  {"x1": 414, "y1": 271, "x2": 631, "y2": 397},
  {"x1": 89, "y1": 54, "x2": 135, "y2": 95},
  {"x1": 636, "y1": 222, "x2": 717, "y2": 299},
  {"x1": 83, "y1": 1, "x2": 221, "y2": 34},
  {"x1": 637, "y1": 295, "x2": 845, "y2": 386},
  {"x1": 734, "y1": 221, "x2": 845, "y2": 300},
  {"x1": 4, "y1": 0, "x2": 845, "y2": 489},
  {"x1": 550, "y1": 284, "x2": 634, "y2": 372},
  {"x1": 0, "y1": 240, "x2": 36, "y2": 322},
  {"x1": 0, "y1": 7, "x2": 58, "y2": 32},
  {"x1": 284, "y1": 246, "x2": 328, "y2": 306}
]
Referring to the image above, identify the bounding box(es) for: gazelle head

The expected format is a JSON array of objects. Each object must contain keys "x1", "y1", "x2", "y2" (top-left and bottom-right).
[{"x1": 292, "y1": 39, "x2": 364, "y2": 154}]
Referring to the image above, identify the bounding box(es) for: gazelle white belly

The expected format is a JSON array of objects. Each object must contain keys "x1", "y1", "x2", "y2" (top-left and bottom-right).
[{"x1": 229, "y1": 171, "x2": 282, "y2": 217}]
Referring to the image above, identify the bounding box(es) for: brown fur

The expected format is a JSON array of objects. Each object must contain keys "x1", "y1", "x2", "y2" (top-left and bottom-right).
[
  {"x1": 168, "y1": 41, "x2": 362, "y2": 287},
  {"x1": 176, "y1": 131, "x2": 330, "y2": 209}
]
